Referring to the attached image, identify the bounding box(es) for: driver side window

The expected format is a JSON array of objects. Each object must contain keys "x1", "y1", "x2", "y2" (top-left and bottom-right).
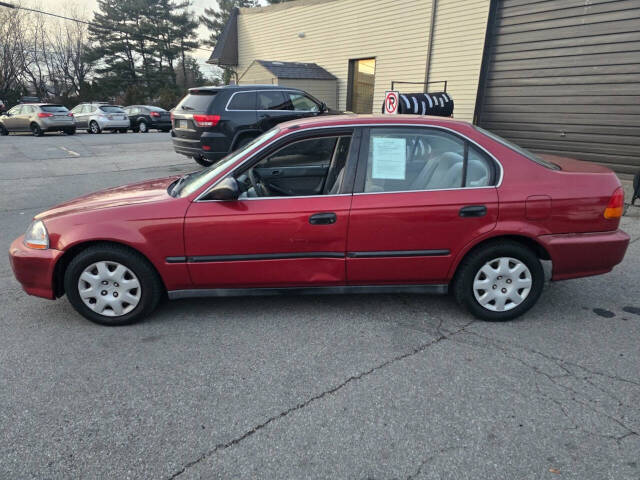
[{"x1": 237, "y1": 135, "x2": 352, "y2": 198}]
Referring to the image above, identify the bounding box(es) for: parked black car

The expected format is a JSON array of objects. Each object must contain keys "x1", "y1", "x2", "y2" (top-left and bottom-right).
[
  {"x1": 171, "y1": 85, "x2": 332, "y2": 167},
  {"x1": 123, "y1": 105, "x2": 172, "y2": 133}
]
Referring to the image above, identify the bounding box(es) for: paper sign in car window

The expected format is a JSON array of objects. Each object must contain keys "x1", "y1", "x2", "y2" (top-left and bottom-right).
[{"x1": 371, "y1": 136, "x2": 406, "y2": 180}]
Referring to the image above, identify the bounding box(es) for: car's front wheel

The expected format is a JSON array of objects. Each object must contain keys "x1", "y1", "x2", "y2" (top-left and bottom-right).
[
  {"x1": 0, "y1": 124, "x2": 8, "y2": 136},
  {"x1": 138, "y1": 120, "x2": 148, "y2": 133},
  {"x1": 64, "y1": 244, "x2": 163, "y2": 326},
  {"x1": 454, "y1": 241, "x2": 544, "y2": 321},
  {"x1": 64, "y1": 127, "x2": 76, "y2": 135}
]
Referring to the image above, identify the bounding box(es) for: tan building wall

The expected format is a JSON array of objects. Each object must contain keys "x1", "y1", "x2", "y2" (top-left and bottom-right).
[
  {"x1": 235, "y1": 0, "x2": 490, "y2": 121},
  {"x1": 238, "y1": 62, "x2": 276, "y2": 84},
  {"x1": 236, "y1": 0, "x2": 433, "y2": 113},
  {"x1": 427, "y1": 0, "x2": 491, "y2": 121}
]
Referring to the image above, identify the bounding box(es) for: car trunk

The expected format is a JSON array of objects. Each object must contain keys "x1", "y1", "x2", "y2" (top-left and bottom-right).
[{"x1": 171, "y1": 90, "x2": 219, "y2": 142}]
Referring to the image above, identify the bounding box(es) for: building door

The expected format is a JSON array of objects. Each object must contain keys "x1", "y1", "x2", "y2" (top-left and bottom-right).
[
  {"x1": 347, "y1": 58, "x2": 376, "y2": 114},
  {"x1": 475, "y1": 1, "x2": 640, "y2": 174}
]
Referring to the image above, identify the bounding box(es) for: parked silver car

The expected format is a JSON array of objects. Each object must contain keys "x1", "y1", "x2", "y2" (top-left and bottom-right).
[
  {"x1": 0, "y1": 103, "x2": 76, "y2": 136},
  {"x1": 70, "y1": 103, "x2": 130, "y2": 134}
]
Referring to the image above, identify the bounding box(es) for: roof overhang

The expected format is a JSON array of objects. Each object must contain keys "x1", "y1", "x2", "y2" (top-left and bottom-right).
[{"x1": 207, "y1": 8, "x2": 239, "y2": 66}]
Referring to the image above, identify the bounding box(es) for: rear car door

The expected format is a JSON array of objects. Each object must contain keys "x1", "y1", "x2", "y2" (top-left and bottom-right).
[
  {"x1": 3, "y1": 105, "x2": 22, "y2": 130},
  {"x1": 183, "y1": 128, "x2": 359, "y2": 289},
  {"x1": 346, "y1": 126, "x2": 500, "y2": 285}
]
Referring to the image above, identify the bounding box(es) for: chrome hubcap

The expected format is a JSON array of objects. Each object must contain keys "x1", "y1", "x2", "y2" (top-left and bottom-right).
[
  {"x1": 139, "y1": 122, "x2": 147, "y2": 132},
  {"x1": 78, "y1": 261, "x2": 141, "y2": 317},
  {"x1": 473, "y1": 257, "x2": 532, "y2": 312}
]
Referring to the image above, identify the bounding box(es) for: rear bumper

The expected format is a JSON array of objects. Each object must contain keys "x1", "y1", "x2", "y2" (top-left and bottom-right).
[
  {"x1": 9, "y1": 236, "x2": 62, "y2": 299},
  {"x1": 171, "y1": 131, "x2": 227, "y2": 160},
  {"x1": 97, "y1": 119, "x2": 130, "y2": 130},
  {"x1": 539, "y1": 229, "x2": 630, "y2": 280},
  {"x1": 40, "y1": 119, "x2": 74, "y2": 130}
]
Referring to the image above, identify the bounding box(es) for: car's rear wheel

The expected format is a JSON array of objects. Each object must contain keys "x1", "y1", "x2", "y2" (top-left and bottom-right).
[
  {"x1": 89, "y1": 121, "x2": 101, "y2": 134},
  {"x1": 31, "y1": 123, "x2": 44, "y2": 137},
  {"x1": 64, "y1": 244, "x2": 163, "y2": 326},
  {"x1": 454, "y1": 241, "x2": 544, "y2": 321},
  {"x1": 0, "y1": 124, "x2": 8, "y2": 136},
  {"x1": 194, "y1": 155, "x2": 214, "y2": 167},
  {"x1": 64, "y1": 127, "x2": 76, "y2": 135},
  {"x1": 138, "y1": 120, "x2": 148, "y2": 133},
  {"x1": 118, "y1": 128, "x2": 127, "y2": 134}
]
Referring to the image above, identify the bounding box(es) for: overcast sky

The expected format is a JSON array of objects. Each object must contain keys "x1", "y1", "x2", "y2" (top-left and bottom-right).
[{"x1": 21, "y1": 0, "x2": 269, "y2": 77}]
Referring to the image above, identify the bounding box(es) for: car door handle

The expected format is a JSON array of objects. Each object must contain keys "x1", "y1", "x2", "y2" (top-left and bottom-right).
[
  {"x1": 459, "y1": 205, "x2": 487, "y2": 217},
  {"x1": 309, "y1": 212, "x2": 337, "y2": 225}
]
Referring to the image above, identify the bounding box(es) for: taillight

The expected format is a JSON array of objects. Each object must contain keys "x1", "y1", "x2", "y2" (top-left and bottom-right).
[
  {"x1": 67, "y1": 112, "x2": 73, "y2": 117},
  {"x1": 150, "y1": 111, "x2": 161, "y2": 118},
  {"x1": 604, "y1": 186, "x2": 624, "y2": 219},
  {"x1": 192, "y1": 114, "x2": 220, "y2": 128},
  {"x1": 37, "y1": 112, "x2": 53, "y2": 118}
]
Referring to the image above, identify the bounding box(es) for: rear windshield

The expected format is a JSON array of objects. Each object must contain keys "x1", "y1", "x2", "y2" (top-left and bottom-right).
[
  {"x1": 474, "y1": 126, "x2": 560, "y2": 170},
  {"x1": 41, "y1": 105, "x2": 69, "y2": 113},
  {"x1": 99, "y1": 106, "x2": 125, "y2": 113},
  {"x1": 176, "y1": 90, "x2": 217, "y2": 112}
]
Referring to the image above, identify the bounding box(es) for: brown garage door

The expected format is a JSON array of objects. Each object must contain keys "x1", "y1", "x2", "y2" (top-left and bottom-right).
[{"x1": 476, "y1": 0, "x2": 640, "y2": 174}]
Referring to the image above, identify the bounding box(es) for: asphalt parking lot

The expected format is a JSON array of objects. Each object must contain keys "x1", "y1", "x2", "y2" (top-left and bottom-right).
[{"x1": 1, "y1": 130, "x2": 639, "y2": 479}]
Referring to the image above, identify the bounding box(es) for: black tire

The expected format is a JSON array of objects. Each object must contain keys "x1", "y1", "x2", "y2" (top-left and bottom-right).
[
  {"x1": 64, "y1": 127, "x2": 76, "y2": 135},
  {"x1": 160, "y1": 128, "x2": 170, "y2": 133},
  {"x1": 138, "y1": 120, "x2": 148, "y2": 133},
  {"x1": 31, "y1": 123, "x2": 44, "y2": 137},
  {"x1": 0, "y1": 124, "x2": 8, "y2": 136},
  {"x1": 89, "y1": 121, "x2": 101, "y2": 134},
  {"x1": 64, "y1": 244, "x2": 164, "y2": 326},
  {"x1": 194, "y1": 155, "x2": 214, "y2": 167},
  {"x1": 453, "y1": 240, "x2": 544, "y2": 322},
  {"x1": 118, "y1": 128, "x2": 128, "y2": 134}
]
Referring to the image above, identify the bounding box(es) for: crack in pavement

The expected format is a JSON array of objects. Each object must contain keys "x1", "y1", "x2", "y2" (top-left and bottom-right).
[
  {"x1": 404, "y1": 445, "x2": 469, "y2": 480},
  {"x1": 452, "y1": 331, "x2": 639, "y2": 442},
  {"x1": 166, "y1": 320, "x2": 476, "y2": 479}
]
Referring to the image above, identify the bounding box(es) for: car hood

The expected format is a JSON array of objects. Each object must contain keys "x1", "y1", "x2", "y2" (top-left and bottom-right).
[{"x1": 35, "y1": 176, "x2": 178, "y2": 220}]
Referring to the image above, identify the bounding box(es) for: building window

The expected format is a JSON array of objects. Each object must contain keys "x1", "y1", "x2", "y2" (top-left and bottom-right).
[{"x1": 347, "y1": 58, "x2": 376, "y2": 114}]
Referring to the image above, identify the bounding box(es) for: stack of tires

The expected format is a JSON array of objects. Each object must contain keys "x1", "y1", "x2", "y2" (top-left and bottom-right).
[{"x1": 382, "y1": 92, "x2": 454, "y2": 117}]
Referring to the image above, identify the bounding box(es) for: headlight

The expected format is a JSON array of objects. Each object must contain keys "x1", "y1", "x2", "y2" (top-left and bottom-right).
[{"x1": 24, "y1": 220, "x2": 49, "y2": 250}]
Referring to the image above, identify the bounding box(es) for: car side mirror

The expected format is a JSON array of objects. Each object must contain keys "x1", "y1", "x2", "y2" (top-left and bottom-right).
[
  {"x1": 319, "y1": 102, "x2": 327, "y2": 112},
  {"x1": 207, "y1": 177, "x2": 240, "y2": 201}
]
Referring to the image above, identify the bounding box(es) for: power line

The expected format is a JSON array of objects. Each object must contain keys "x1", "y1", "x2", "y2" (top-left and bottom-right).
[{"x1": 0, "y1": 1, "x2": 213, "y2": 54}]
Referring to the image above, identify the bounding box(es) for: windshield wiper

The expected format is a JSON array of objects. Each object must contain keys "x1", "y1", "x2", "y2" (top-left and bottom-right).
[{"x1": 181, "y1": 105, "x2": 194, "y2": 111}]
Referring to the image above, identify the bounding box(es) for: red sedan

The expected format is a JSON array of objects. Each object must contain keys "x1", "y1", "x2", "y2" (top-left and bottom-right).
[{"x1": 9, "y1": 115, "x2": 629, "y2": 325}]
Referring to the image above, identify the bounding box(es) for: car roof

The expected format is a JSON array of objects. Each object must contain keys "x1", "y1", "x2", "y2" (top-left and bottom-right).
[
  {"x1": 275, "y1": 114, "x2": 473, "y2": 131},
  {"x1": 188, "y1": 84, "x2": 302, "y2": 93}
]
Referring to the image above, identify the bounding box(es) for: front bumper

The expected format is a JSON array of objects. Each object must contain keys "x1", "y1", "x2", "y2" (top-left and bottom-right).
[
  {"x1": 539, "y1": 229, "x2": 630, "y2": 280},
  {"x1": 97, "y1": 118, "x2": 130, "y2": 130},
  {"x1": 9, "y1": 236, "x2": 63, "y2": 299}
]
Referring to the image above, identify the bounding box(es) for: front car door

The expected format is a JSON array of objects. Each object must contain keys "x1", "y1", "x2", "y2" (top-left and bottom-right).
[
  {"x1": 17, "y1": 105, "x2": 33, "y2": 131},
  {"x1": 346, "y1": 126, "x2": 500, "y2": 286},
  {"x1": 183, "y1": 128, "x2": 360, "y2": 289}
]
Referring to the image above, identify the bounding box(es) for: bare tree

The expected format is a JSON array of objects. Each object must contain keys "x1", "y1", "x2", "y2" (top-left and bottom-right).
[{"x1": 0, "y1": 5, "x2": 27, "y2": 102}]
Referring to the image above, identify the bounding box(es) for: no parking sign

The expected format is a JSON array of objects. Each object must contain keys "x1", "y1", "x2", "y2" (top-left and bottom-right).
[{"x1": 384, "y1": 91, "x2": 400, "y2": 114}]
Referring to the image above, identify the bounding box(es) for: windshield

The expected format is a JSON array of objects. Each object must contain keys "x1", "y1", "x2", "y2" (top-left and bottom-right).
[
  {"x1": 474, "y1": 126, "x2": 560, "y2": 170},
  {"x1": 177, "y1": 128, "x2": 281, "y2": 198},
  {"x1": 99, "y1": 106, "x2": 125, "y2": 113}
]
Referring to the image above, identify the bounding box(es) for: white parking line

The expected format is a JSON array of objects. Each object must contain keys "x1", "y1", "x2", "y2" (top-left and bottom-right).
[{"x1": 59, "y1": 146, "x2": 80, "y2": 157}]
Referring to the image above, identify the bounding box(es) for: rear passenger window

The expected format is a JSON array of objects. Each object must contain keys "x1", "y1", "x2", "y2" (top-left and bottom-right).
[
  {"x1": 228, "y1": 91, "x2": 256, "y2": 110},
  {"x1": 258, "y1": 91, "x2": 290, "y2": 110},
  {"x1": 363, "y1": 128, "x2": 495, "y2": 193}
]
